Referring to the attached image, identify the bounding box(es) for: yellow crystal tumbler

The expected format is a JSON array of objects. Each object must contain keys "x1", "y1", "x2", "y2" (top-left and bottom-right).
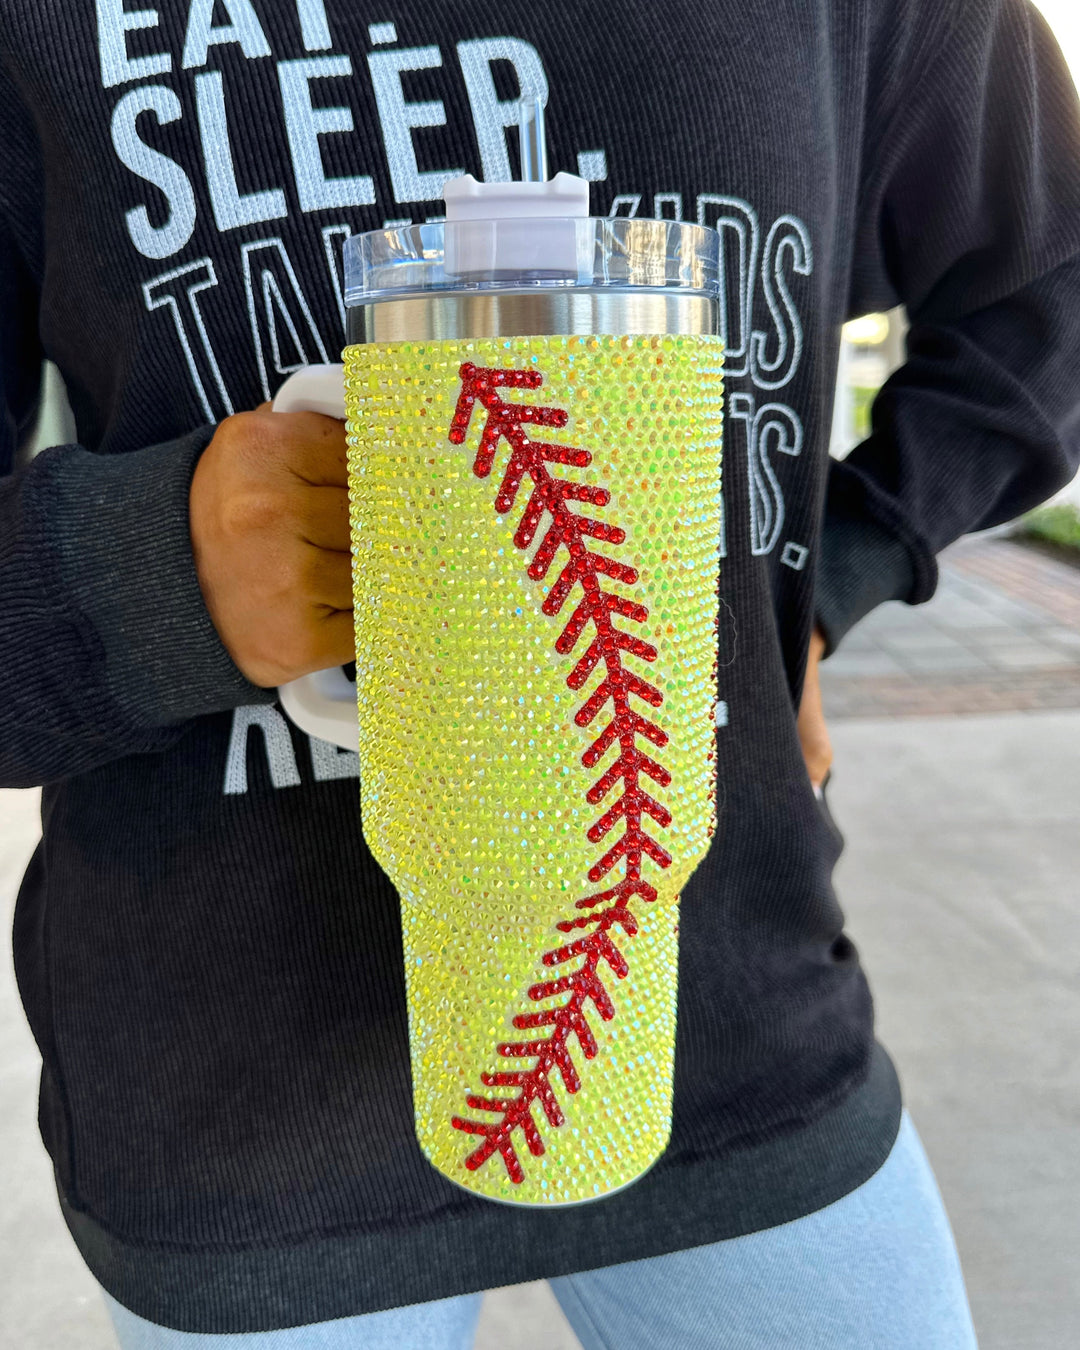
[{"x1": 277, "y1": 171, "x2": 723, "y2": 1206}]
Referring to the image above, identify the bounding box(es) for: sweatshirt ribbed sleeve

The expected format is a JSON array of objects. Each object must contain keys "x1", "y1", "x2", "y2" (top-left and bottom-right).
[
  {"x1": 0, "y1": 158, "x2": 272, "y2": 788},
  {"x1": 817, "y1": 0, "x2": 1080, "y2": 652},
  {"x1": 0, "y1": 433, "x2": 273, "y2": 787}
]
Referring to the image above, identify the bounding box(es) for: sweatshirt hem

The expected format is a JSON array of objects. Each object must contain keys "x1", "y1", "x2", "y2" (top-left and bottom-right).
[{"x1": 61, "y1": 1042, "x2": 901, "y2": 1334}]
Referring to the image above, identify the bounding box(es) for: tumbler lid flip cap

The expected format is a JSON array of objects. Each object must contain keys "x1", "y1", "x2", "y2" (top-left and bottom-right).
[
  {"x1": 442, "y1": 96, "x2": 591, "y2": 279},
  {"x1": 442, "y1": 171, "x2": 590, "y2": 223}
]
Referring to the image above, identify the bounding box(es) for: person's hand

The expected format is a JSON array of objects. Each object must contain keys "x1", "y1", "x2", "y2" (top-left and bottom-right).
[
  {"x1": 189, "y1": 406, "x2": 352, "y2": 688},
  {"x1": 797, "y1": 626, "x2": 833, "y2": 791}
]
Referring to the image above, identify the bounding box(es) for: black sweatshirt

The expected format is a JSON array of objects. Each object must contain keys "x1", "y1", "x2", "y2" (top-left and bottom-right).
[{"x1": 3, "y1": 0, "x2": 1080, "y2": 1333}]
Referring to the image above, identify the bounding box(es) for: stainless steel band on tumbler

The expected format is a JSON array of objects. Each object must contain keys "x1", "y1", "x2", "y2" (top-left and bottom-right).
[{"x1": 348, "y1": 289, "x2": 718, "y2": 345}]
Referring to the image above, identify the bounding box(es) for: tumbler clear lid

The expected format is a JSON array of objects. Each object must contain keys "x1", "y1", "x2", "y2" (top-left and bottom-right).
[{"x1": 343, "y1": 214, "x2": 720, "y2": 305}]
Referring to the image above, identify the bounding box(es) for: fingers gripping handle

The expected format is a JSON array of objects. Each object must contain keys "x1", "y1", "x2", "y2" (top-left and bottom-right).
[{"x1": 273, "y1": 365, "x2": 360, "y2": 751}]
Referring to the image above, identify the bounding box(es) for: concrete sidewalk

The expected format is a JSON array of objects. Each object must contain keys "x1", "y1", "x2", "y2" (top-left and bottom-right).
[
  {"x1": 822, "y1": 536, "x2": 1080, "y2": 718},
  {"x1": 829, "y1": 712, "x2": 1080, "y2": 1350}
]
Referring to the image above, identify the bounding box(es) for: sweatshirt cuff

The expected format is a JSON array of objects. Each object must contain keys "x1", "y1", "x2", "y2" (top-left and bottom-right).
[
  {"x1": 815, "y1": 516, "x2": 918, "y2": 656},
  {"x1": 43, "y1": 433, "x2": 276, "y2": 728}
]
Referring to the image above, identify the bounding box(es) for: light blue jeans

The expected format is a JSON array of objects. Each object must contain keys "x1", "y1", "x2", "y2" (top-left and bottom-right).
[{"x1": 105, "y1": 1112, "x2": 978, "y2": 1349}]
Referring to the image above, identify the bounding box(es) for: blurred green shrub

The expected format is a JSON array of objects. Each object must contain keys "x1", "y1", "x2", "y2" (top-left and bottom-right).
[{"x1": 1022, "y1": 502, "x2": 1080, "y2": 553}]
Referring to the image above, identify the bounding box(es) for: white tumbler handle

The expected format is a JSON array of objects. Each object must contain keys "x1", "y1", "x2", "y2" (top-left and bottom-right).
[{"x1": 272, "y1": 365, "x2": 359, "y2": 751}]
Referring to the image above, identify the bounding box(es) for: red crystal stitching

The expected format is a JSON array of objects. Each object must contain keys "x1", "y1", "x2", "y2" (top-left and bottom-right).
[{"x1": 447, "y1": 361, "x2": 673, "y2": 1185}]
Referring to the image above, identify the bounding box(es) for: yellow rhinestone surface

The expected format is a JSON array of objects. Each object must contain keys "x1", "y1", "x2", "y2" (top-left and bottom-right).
[{"x1": 344, "y1": 334, "x2": 724, "y2": 1204}]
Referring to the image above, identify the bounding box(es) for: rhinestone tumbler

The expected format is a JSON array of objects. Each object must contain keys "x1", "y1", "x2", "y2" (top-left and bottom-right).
[{"x1": 279, "y1": 140, "x2": 723, "y2": 1206}]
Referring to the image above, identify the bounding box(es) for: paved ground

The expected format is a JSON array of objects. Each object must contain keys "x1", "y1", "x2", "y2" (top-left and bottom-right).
[
  {"x1": 822, "y1": 536, "x2": 1080, "y2": 718},
  {"x1": 830, "y1": 712, "x2": 1080, "y2": 1350},
  {"x1": 2, "y1": 534, "x2": 1078, "y2": 1348}
]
